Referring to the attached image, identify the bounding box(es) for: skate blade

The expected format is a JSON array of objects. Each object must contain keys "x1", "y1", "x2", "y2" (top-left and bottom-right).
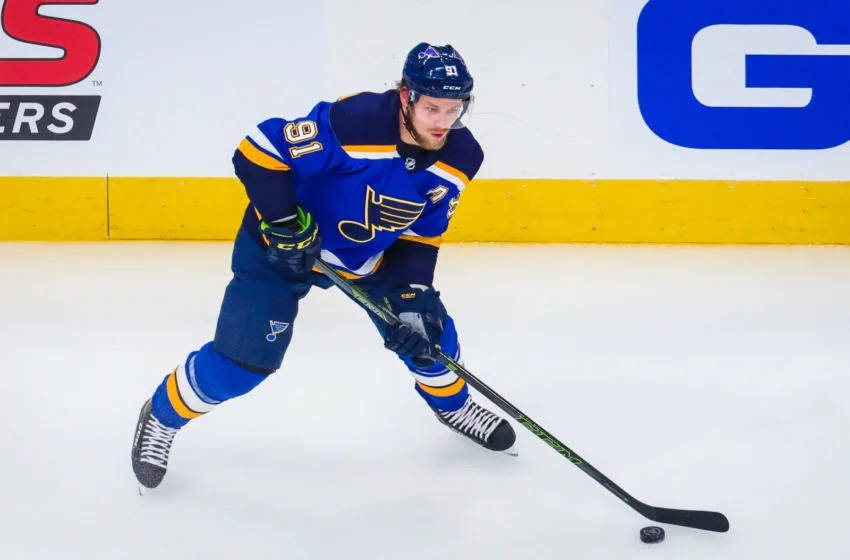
[
  {"x1": 137, "y1": 484, "x2": 145, "y2": 496},
  {"x1": 501, "y1": 445, "x2": 519, "y2": 457}
]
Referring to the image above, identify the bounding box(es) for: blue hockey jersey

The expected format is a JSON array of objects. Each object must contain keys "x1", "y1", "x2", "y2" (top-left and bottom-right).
[{"x1": 232, "y1": 90, "x2": 483, "y2": 279}]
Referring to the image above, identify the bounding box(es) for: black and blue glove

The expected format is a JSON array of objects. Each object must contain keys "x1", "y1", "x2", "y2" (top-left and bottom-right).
[
  {"x1": 259, "y1": 207, "x2": 321, "y2": 282},
  {"x1": 382, "y1": 284, "x2": 447, "y2": 369}
]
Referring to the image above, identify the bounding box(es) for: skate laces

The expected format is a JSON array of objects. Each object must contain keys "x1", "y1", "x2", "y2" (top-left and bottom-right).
[
  {"x1": 140, "y1": 414, "x2": 178, "y2": 469},
  {"x1": 440, "y1": 397, "x2": 502, "y2": 442}
]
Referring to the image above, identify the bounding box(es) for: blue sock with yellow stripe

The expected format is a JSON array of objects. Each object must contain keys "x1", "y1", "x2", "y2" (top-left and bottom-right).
[
  {"x1": 402, "y1": 316, "x2": 469, "y2": 411},
  {"x1": 415, "y1": 377, "x2": 469, "y2": 411},
  {"x1": 151, "y1": 342, "x2": 268, "y2": 429}
]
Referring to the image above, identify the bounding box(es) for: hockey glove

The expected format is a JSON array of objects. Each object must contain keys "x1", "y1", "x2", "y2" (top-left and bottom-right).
[
  {"x1": 260, "y1": 207, "x2": 321, "y2": 282},
  {"x1": 382, "y1": 284, "x2": 447, "y2": 369}
]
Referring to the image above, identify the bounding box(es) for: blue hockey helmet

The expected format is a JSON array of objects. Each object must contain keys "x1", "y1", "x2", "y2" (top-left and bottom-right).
[{"x1": 402, "y1": 43, "x2": 473, "y2": 100}]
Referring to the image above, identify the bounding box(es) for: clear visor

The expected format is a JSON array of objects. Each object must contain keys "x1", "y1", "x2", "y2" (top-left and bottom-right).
[{"x1": 409, "y1": 94, "x2": 474, "y2": 130}]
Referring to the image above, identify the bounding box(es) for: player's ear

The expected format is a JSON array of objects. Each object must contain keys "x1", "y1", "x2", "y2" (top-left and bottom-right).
[{"x1": 399, "y1": 86, "x2": 409, "y2": 110}]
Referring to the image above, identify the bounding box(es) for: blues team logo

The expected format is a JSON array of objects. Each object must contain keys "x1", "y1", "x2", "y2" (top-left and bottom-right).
[
  {"x1": 637, "y1": 0, "x2": 850, "y2": 149},
  {"x1": 418, "y1": 45, "x2": 465, "y2": 64},
  {"x1": 338, "y1": 185, "x2": 425, "y2": 243},
  {"x1": 418, "y1": 46, "x2": 441, "y2": 60},
  {"x1": 266, "y1": 321, "x2": 290, "y2": 342}
]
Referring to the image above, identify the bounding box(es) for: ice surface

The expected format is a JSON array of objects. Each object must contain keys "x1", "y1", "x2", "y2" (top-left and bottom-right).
[{"x1": 1, "y1": 242, "x2": 849, "y2": 559}]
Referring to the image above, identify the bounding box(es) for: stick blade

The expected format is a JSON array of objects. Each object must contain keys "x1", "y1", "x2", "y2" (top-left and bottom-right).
[{"x1": 649, "y1": 506, "x2": 730, "y2": 532}]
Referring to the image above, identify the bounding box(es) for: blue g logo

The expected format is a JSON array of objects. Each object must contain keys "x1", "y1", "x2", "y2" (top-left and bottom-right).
[{"x1": 637, "y1": 0, "x2": 850, "y2": 149}]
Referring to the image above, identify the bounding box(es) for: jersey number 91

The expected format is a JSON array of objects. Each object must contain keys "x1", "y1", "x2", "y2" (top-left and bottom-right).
[{"x1": 283, "y1": 120, "x2": 323, "y2": 158}]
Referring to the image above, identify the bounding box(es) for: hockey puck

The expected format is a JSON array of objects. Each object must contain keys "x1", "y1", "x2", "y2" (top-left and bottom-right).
[{"x1": 640, "y1": 526, "x2": 665, "y2": 543}]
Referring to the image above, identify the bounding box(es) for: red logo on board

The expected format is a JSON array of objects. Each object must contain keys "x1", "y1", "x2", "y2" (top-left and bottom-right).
[{"x1": 0, "y1": 0, "x2": 101, "y2": 87}]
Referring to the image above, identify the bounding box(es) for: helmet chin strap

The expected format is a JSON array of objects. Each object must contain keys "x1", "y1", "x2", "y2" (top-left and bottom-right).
[{"x1": 402, "y1": 91, "x2": 424, "y2": 146}]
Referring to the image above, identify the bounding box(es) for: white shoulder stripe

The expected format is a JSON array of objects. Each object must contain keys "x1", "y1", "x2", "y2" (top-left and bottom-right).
[
  {"x1": 344, "y1": 150, "x2": 400, "y2": 160},
  {"x1": 426, "y1": 164, "x2": 466, "y2": 192},
  {"x1": 247, "y1": 126, "x2": 284, "y2": 160}
]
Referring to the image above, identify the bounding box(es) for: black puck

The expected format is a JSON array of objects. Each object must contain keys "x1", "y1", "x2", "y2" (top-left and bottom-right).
[{"x1": 640, "y1": 526, "x2": 665, "y2": 543}]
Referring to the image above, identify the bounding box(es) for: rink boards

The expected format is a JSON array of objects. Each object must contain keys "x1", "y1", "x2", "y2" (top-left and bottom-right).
[{"x1": 0, "y1": 176, "x2": 848, "y2": 243}]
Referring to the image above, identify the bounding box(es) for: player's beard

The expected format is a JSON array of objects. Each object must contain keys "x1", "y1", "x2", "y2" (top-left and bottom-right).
[
  {"x1": 417, "y1": 128, "x2": 448, "y2": 151},
  {"x1": 402, "y1": 106, "x2": 448, "y2": 151}
]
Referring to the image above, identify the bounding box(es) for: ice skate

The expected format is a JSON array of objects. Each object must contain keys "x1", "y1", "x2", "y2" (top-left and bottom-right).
[
  {"x1": 431, "y1": 396, "x2": 517, "y2": 455},
  {"x1": 131, "y1": 399, "x2": 179, "y2": 490}
]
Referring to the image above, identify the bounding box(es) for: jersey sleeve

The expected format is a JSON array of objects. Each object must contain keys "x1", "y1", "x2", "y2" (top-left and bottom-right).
[
  {"x1": 381, "y1": 238, "x2": 439, "y2": 287},
  {"x1": 387, "y1": 139, "x2": 483, "y2": 287},
  {"x1": 232, "y1": 101, "x2": 348, "y2": 223},
  {"x1": 406, "y1": 184, "x2": 462, "y2": 239},
  {"x1": 232, "y1": 148, "x2": 296, "y2": 223},
  {"x1": 383, "y1": 185, "x2": 460, "y2": 287},
  {"x1": 406, "y1": 131, "x2": 484, "y2": 240},
  {"x1": 244, "y1": 101, "x2": 349, "y2": 179}
]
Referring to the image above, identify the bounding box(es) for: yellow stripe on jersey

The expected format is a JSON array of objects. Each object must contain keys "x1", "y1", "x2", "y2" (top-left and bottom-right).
[
  {"x1": 398, "y1": 234, "x2": 442, "y2": 247},
  {"x1": 416, "y1": 378, "x2": 466, "y2": 397},
  {"x1": 238, "y1": 138, "x2": 291, "y2": 171},
  {"x1": 166, "y1": 369, "x2": 203, "y2": 419},
  {"x1": 336, "y1": 92, "x2": 363, "y2": 102},
  {"x1": 252, "y1": 207, "x2": 272, "y2": 246},
  {"x1": 434, "y1": 161, "x2": 471, "y2": 188},
  {"x1": 342, "y1": 144, "x2": 397, "y2": 153}
]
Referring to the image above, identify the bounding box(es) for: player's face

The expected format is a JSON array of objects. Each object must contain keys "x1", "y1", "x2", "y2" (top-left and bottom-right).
[{"x1": 406, "y1": 94, "x2": 465, "y2": 150}]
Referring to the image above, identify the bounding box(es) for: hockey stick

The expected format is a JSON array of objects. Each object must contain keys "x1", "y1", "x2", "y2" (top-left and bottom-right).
[{"x1": 314, "y1": 258, "x2": 730, "y2": 533}]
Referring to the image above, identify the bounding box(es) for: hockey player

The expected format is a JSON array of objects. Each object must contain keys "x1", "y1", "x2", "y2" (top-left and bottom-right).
[{"x1": 131, "y1": 43, "x2": 516, "y2": 489}]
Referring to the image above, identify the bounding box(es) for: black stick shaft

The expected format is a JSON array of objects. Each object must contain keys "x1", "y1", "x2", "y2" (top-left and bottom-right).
[{"x1": 314, "y1": 259, "x2": 729, "y2": 533}]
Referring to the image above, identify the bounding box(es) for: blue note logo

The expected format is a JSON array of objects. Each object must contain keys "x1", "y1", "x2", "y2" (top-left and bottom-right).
[
  {"x1": 418, "y1": 46, "x2": 441, "y2": 60},
  {"x1": 266, "y1": 321, "x2": 290, "y2": 342},
  {"x1": 338, "y1": 185, "x2": 425, "y2": 243},
  {"x1": 637, "y1": 0, "x2": 850, "y2": 149}
]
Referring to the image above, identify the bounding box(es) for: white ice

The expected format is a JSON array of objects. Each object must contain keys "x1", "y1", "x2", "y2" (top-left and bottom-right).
[{"x1": 1, "y1": 242, "x2": 849, "y2": 559}]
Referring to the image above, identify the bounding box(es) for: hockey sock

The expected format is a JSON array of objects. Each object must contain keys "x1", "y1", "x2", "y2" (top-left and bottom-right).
[
  {"x1": 409, "y1": 345, "x2": 468, "y2": 412},
  {"x1": 151, "y1": 342, "x2": 269, "y2": 429},
  {"x1": 400, "y1": 316, "x2": 468, "y2": 411},
  {"x1": 415, "y1": 377, "x2": 468, "y2": 411}
]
